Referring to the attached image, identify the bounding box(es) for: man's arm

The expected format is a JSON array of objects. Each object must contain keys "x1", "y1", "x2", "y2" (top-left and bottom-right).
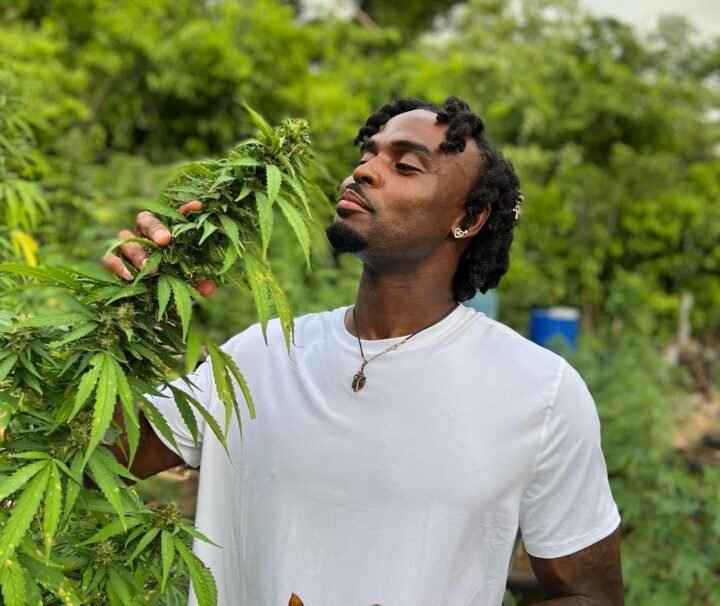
[
  {"x1": 528, "y1": 528, "x2": 624, "y2": 605},
  {"x1": 107, "y1": 406, "x2": 184, "y2": 480},
  {"x1": 101, "y1": 201, "x2": 213, "y2": 479}
]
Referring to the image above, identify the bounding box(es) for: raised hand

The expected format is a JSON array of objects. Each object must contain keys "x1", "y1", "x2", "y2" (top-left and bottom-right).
[{"x1": 101, "y1": 200, "x2": 215, "y2": 296}]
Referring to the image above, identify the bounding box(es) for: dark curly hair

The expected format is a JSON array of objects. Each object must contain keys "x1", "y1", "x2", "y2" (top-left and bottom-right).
[{"x1": 354, "y1": 96, "x2": 522, "y2": 301}]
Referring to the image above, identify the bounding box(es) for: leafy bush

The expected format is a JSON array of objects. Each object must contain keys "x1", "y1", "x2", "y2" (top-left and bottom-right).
[
  {"x1": 0, "y1": 110, "x2": 319, "y2": 605},
  {"x1": 573, "y1": 337, "x2": 720, "y2": 605}
]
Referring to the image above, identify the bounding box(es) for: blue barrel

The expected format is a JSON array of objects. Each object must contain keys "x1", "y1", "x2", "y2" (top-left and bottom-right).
[{"x1": 529, "y1": 307, "x2": 580, "y2": 351}]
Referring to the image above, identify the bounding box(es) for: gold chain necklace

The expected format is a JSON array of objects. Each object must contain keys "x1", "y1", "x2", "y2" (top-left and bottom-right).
[{"x1": 351, "y1": 302, "x2": 460, "y2": 392}]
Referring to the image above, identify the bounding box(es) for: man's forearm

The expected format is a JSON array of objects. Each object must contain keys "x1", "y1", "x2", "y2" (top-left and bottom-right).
[{"x1": 105, "y1": 405, "x2": 184, "y2": 480}]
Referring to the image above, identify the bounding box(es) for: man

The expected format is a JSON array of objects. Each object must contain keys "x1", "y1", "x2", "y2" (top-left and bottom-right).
[{"x1": 103, "y1": 97, "x2": 623, "y2": 605}]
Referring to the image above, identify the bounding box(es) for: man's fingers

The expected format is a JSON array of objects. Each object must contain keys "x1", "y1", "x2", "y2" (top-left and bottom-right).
[
  {"x1": 195, "y1": 280, "x2": 216, "y2": 297},
  {"x1": 117, "y1": 229, "x2": 155, "y2": 272},
  {"x1": 179, "y1": 200, "x2": 203, "y2": 215},
  {"x1": 105, "y1": 202, "x2": 203, "y2": 283},
  {"x1": 136, "y1": 211, "x2": 172, "y2": 246},
  {"x1": 101, "y1": 253, "x2": 134, "y2": 281}
]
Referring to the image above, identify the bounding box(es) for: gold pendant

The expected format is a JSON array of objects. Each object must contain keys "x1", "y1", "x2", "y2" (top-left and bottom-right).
[{"x1": 352, "y1": 371, "x2": 366, "y2": 392}]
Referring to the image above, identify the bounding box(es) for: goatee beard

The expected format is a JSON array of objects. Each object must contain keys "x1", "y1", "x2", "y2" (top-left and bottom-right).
[{"x1": 326, "y1": 220, "x2": 368, "y2": 253}]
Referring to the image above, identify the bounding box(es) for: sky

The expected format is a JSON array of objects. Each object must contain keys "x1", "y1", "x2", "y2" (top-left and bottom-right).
[
  {"x1": 304, "y1": 0, "x2": 720, "y2": 38},
  {"x1": 581, "y1": 0, "x2": 720, "y2": 37}
]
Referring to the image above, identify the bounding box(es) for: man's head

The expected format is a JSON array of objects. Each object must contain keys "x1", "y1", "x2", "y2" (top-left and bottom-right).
[{"x1": 326, "y1": 96, "x2": 521, "y2": 301}]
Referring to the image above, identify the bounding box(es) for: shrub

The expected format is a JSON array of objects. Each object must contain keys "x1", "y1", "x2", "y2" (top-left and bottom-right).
[{"x1": 0, "y1": 109, "x2": 319, "y2": 606}]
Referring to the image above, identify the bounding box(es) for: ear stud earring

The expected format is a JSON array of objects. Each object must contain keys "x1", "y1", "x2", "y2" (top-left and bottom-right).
[
  {"x1": 453, "y1": 227, "x2": 468, "y2": 239},
  {"x1": 513, "y1": 192, "x2": 524, "y2": 222}
]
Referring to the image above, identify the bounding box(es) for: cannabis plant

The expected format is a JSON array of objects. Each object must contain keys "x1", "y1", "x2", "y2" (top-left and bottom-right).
[
  {"x1": 0, "y1": 68, "x2": 47, "y2": 270},
  {"x1": 0, "y1": 108, "x2": 319, "y2": 605}
]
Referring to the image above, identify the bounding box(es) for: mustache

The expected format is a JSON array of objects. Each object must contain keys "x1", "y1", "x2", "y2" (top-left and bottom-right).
[{"x1": 340, "y1": 182, "x2": 374, "y2": 210}]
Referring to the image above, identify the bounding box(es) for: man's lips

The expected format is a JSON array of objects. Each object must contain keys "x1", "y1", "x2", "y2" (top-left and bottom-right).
[{"x1": 337, "y1": 188, "x2": 372, "y2": 213}]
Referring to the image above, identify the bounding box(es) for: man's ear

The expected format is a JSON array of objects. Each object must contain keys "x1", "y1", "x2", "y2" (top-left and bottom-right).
[{"x1": 463, "y1": 203, "x2": 491, "y2": 238}]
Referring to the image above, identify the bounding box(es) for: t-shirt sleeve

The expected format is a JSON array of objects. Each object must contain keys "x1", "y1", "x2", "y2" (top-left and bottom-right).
[
  {"x1": 145, "y1": 358, "x2": 214, "y2": 469},
  {"x1": 519, "y1": 360, "x2": 620, "y2": 559}
]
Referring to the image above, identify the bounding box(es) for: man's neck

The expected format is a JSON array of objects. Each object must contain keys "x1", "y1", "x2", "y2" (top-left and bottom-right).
[{"x1": 348, "y1": 264, "x2": 458, "y2": 340}]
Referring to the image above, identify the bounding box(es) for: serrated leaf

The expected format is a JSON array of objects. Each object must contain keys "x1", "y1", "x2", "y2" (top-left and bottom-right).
[
  {"x1": 123, "y1": 524, "x2": 145, "y2": 549},
  {"x1": 42, "y1": 463, "x2": 62, "y2": 559},
  {"x1": 18, "y1": 350, "x2": 42, "y2": 379},
  {"x1": 107, "y1": 569, "x2": 133, "y2": 605},
  {"x1": 8, "y1": 451, "x2": 50, "y2": 461},
  {"x1": 126, "y1": 527, "x2": 160, "y2": 563},
  {"x1": 86, "y1": 450, "x2": 126, "y2": 527},
  {"x1": 83, "y1": 353, "x2": 117, "y2": 465},
  {"x1": 179, "y1": 523, "x2": 220, "y2": 547},
  {"x1": 267, "y1": 274, "x2": 293, "y2": 352},
  {"x1": 140, "y1": 200, "x2": 185, "y2": 221},
  {"x1": 243, "y1": 103, "x2": 273, "y2": 139},
  {"x1": 80, "y1": 516, "x2": 141, "y2": 546},
  {"x1": 0, "y1": 353, "x2": 17, "y2": 382},
  {"x1": 217, "y1": 214, "x2": 243, "y2": 254},
  {"x1": 219, "y1": 244, "x2": 238, "y2": 275},
  {"x1": 160, "y1": 530, "x2": 175, "y2": 591},
  {"x1": 283, "y1": 174, "x2": 312, "y2": 216},
  {"x1": 0, "y1": 559, "x2": 26, "y2": 606},
  {"x1": 173, "y1": 387, "x2": 227, "y2": 455},
  {"x1": 168, "y1": 277, "x2": 194, "y2": 341},
  {"x1": 1, "y1": 312, "x2": 89, "y2": 330},
  {"x1": 174, "y1": 539, "x2": 218, "y2": 606},
  {"x1": 265, "y1": 164, "x2": 282, "y2": 204},
  {"x1": 171, "y1": 222, "x2": 200, "y2": 237},
  {"x1": 255, "y1": 191, "x2": 273, "y2": 258},
  {"x1": 137, "y1": 397, "x2": 181, "y2": 456},
  {"x1": 109, "y1": 356, "x2": 140, "y2": 465},
  {"x1": 0, "y1": 459, "x2": 48, "y2": 501},
  {"x1": 230, "y1": 156, "x2": 260, "y2": 168},
  {"x1": 234, "y1": 185, "x2": 252, "y2": 201},
  {"x1": 277, "y1": 196, "x2": 311, "y2": 267},
  {"x1": 19, "y1": 556, "x2": 82, "y2": 605},
  {"x1": 0, "y1": 264, "x2": 83, "y2": 290},
  {"x1": 68, "y1": 353, "x2": 103, "y2": 421},
  {"x1": 238, "y1": 252, "x2": 271, "y2": 341},
  {"x1": 169, "y1": 385, "x2": 200, "y2": 445},
  {"x1": 132, "y1": 250, "x2": 162, "y2": 282},
  {"x1": 156, "y1": 274, "x2": 172, "y2": 320},
  {"x1": 91, "y1": 445, "x2": 137, "y2": 481},
  {"x1": 206, "y1": 342, "x2": 237, "y2": 434},
  {"x1": 24, "y1": 575, "x2": 42, "y2": 606},
  {"x1": 0, "y1": 465, "x2": 49, "y2": 563},
  {"x1": 217, "y1": 349, "x2": 256, "y2": 421},
  {"x1": 185, "y1": 327, "x2": 204, "y2": 375},
  {"x1": 60, "y1": 453, "x2": 83, "y2": 530},
  {"x1": 49, "y1": 322, "x2": 98, "y2": 347},
  {"x1": 105, "y1": 281, "x2": 149, "y2": 304},
  {"x1": 276, "y1": 152, "x2": 296, "y2": 179},
  {"x1": 199, "y1": 221, "x2": 218, "y2": 245}
]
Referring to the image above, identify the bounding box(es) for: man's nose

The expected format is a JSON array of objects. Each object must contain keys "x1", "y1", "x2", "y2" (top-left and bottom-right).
[{"x1": 351, "y1": 159, "x2": 382, "y2": 187}]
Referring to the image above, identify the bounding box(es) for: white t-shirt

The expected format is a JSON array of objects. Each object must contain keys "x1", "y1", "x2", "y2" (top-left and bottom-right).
[{"x1": 148, "y1": 305, "x2": 620, "y2": 606}]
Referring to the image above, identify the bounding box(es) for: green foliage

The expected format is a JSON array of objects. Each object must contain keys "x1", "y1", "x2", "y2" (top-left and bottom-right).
[
  {"x1": 0, "y1": 68, "x2": 48, "y2": 269},
  {"x1": 574, "y1": 337, "x2": 720, "y2": 605},
  {"x1": 0, "y1": 113, "x2": 318, "y2": 604},
  {"x1": 1, "y1": 0, "x2": 719, "y2": 602}
]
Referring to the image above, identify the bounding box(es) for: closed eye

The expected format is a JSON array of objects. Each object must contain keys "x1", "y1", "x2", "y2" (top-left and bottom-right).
[{"x1": 396, "y1": 163, "x2": 420, "y2": 173}]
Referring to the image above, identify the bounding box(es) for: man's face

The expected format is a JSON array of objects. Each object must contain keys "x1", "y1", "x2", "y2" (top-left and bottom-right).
[{"x1": 327, "y1": 109, "x2": 480, "y2": 262}]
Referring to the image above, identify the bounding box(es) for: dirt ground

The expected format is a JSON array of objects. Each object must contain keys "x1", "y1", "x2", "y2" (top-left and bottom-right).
[{"x1": 672, "y1": 391, "x2": 720, "y2": 466}]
